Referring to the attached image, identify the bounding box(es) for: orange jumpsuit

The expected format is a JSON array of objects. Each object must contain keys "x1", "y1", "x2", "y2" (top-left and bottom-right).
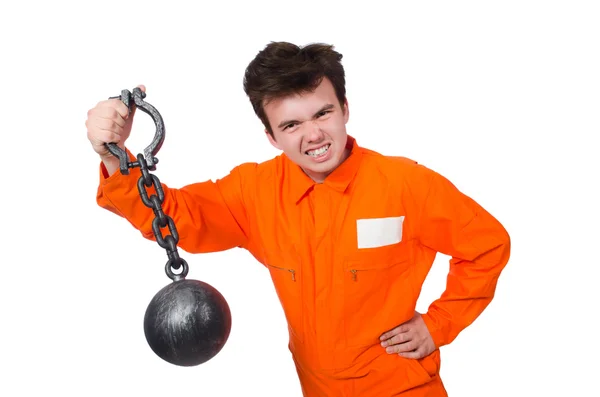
[{"x1": 96, "y1": 136, "x2": 511, "y2": 396}]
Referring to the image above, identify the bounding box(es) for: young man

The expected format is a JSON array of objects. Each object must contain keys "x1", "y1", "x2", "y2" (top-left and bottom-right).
[{"x1": 87, "y1": 42, "x2": 511, "y2": 396}]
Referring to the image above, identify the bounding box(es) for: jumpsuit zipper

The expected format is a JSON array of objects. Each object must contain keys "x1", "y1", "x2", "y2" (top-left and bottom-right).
[{"x1": 268, "y1": 264, "x2": 296, "y2": 281}]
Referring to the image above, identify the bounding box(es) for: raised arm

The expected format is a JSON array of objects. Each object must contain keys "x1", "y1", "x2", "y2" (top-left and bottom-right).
[
  {"x1": 87, "y1": 86, "x2": 255, "y2": 254},
  {"x1": 96, "y1": 152, "x2": 256, "y2": 254}
]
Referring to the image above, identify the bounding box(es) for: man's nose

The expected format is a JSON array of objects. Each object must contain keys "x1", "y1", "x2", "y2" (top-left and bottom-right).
[{"x1": 306, "y1": 120, "x2": 324, "y2": 142}]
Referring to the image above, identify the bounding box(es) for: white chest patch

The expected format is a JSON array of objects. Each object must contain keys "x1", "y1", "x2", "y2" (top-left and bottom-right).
[{"x1": 356, "y1": 216, "x2": 405, "y2": 249}]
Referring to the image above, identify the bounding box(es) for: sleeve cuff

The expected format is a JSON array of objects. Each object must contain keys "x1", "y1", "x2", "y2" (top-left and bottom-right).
[
  {"x1": 421, "y1": 311, "x2": 448, "y2": 349},
  {"x1": 98, "y1": 148, "x2": 138, "y2": 185}
]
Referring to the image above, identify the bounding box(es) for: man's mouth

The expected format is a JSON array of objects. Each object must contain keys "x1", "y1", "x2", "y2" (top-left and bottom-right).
[{"x1": 305, "y1": 144, "x2": 330, "y2": 157}]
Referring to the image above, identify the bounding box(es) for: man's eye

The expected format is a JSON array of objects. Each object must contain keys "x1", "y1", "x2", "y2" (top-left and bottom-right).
[{"x1": 284, "y1": 123, "x2": 297, "y2": 130}]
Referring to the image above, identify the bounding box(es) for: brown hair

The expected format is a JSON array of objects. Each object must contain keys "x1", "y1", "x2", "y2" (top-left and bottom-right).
[{"x1": 243, "y1": 42, "x2": 346, "y2": 137}]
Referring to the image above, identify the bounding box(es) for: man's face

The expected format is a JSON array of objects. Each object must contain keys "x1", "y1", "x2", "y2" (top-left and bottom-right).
[{"x1": 263, "y1": 77, "x2": 350, "y2": 183}]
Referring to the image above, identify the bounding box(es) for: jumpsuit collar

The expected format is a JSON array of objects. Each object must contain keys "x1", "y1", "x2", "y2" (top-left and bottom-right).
[{"x1": 285, "y1": 135, "x2": 363, "y2": 203}]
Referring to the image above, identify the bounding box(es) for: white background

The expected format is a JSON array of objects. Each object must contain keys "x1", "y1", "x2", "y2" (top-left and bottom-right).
[{"x1": 1, "y1": 1, "x2": 599, "y2": 395}]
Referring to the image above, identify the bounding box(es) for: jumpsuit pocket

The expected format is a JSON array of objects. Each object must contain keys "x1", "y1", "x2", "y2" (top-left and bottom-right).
[
  {"x1": 342, "y1": 243, "x2": 415, "y2": 348},
  {"x1": 266, "y1": 263, "x2": 304, "y2": 343},
  {"x1": 417, "y1": 349, "x2": 441, "y2": 379}
]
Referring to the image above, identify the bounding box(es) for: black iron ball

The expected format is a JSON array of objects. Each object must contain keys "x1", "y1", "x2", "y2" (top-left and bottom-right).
[{"x1": 144, "y1": 279, "x2": 232, "y2": 366}]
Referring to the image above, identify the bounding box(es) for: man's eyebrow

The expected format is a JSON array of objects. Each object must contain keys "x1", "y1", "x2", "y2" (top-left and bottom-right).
[{"x1": 277, "y1": 104, "x2": 335, "y2": 129}]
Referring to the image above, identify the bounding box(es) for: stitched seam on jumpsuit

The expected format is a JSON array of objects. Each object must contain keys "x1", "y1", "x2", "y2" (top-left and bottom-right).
[
  {"x1": 232, "y1": 163, "x2": 256, "y2": 249},
  {"x1": 416, "y1": 170, "x2": 437, "y2": 246}
]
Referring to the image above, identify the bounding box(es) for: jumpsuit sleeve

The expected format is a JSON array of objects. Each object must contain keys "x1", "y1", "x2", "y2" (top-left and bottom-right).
[
  {"x1": 415, "y1": 165, "x2": 511, "y2": 349},
  {"x1": 96, "y1": 148, "x2": 255, "y2": 253}
]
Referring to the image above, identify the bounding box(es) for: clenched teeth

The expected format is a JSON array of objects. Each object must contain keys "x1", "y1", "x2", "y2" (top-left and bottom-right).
[{"x1": 306, "y1": 144, "x2": 330, "y2": 157}]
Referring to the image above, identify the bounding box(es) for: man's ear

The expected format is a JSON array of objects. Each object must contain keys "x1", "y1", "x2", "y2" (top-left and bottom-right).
[
  {"x1": 343, "y1": 98, "x2": 350, "y2": 124},
  {"x1": 266, "y1": 130, "x2": 280, "y2": 150}
]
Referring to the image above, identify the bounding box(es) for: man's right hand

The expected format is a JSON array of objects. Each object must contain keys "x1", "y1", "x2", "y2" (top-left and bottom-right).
[{"x1": 86, "y1": 84, "x2": 146, "y2": 175}]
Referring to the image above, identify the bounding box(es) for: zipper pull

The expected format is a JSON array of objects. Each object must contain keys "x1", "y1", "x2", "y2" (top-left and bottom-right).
[
  {"x1": 351, "y1": 269, "x2": 357, "y2": 281},
  {"x1": 289, "y1": 269, "x2": 296, "y2": 281}
]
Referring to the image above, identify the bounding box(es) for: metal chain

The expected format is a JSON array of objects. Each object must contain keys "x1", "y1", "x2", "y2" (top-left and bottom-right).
[
  {"x1": 106, "y1": 88, "x2": 187, "y2": 281},
  {"x1": 128, "y1": 153, "x2": 189, "y2": 281}
]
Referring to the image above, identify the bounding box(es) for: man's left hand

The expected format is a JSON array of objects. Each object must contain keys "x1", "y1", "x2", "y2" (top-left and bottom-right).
[{"x1": 379, "y1": 311, "x2": 436, "y2": 359}]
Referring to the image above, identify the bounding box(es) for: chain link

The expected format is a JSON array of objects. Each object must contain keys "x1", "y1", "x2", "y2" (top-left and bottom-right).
[{"x1": 132, "y1": 153, "x2": 188, "y2": 281}]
